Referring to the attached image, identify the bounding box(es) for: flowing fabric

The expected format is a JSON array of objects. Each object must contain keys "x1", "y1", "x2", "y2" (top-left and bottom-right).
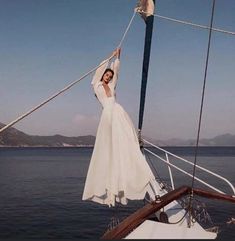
[{"x1": 82, "y1": 57, "x2": 160, "y2": 207}]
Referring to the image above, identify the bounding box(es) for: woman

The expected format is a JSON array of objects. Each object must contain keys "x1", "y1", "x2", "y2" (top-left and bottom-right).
[{"x1": 82, "y1": 48, "x2": 160, "y2": 207}]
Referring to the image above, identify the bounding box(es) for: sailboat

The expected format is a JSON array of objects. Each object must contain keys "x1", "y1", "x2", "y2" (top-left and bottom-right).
[
  {"x1": 100, "y1": 0, "x2": 235, "y2": 239},
  {"x1": 0, "y1": 0, "x2": 234, "y2": 239}
]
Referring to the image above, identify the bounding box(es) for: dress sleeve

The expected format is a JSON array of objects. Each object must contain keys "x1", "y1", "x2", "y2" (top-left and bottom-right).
[
  {"x1": 91, "y1": 59, "x2": 109, "y2": 86},
  {"x1": 109, "y1": 58, "x2": 120, "y2": 88}
]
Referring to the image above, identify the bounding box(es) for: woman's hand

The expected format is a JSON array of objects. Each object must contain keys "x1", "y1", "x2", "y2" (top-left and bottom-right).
[
  {"x1": 111, "y1": 48, "x2": 121, "y2": 59},
  {"x1": 116, "y1": 48, "x2": 121, "y2": 59}
]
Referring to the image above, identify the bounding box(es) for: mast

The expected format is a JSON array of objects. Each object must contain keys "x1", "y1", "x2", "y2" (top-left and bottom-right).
[{"x1": 137, "y1": 0, "x2": 155, "y2": 144}]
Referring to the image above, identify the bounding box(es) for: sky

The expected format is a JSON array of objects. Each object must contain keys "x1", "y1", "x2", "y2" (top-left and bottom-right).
[{"x1": 0, "y1": 0, "x2": 235, "y2": 141}]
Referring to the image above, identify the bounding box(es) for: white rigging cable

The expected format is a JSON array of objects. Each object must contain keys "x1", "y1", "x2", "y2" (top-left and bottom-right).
[
  {"x1": 0, "y1": 10, "x2": 137, "y2": 134},
  {"x1": 0, "y1": 59, "x2": 111, "y2": 134},
  {"x1": 117, "y1": 10, "x2": 137, "y2": 48},
  {"x1": 137, "y1": 10, "x2": 235, "y2": 36}
]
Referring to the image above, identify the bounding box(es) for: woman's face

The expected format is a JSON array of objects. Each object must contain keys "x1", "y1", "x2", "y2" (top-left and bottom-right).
[{"x1": 102, "y1": 71, "x2": 113, "y2": 84}]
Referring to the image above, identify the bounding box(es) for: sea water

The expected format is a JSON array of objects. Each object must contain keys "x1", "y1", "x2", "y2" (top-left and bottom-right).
[{"x1": 0, "y1": 147, "x2": 234, "y2": 239}]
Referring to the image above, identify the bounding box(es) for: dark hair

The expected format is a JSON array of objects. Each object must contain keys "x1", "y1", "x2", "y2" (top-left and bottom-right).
[
  {"x1": 95, "y1": 68, "x2": 114, "y2": 99},
  {"x1": 100, "y1": 68, "x2": 114, "y2": 82}
]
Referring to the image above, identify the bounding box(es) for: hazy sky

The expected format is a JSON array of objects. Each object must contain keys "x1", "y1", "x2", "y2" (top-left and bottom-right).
[{"x1": 1, "y1": 0, "x2": 235, "y2": 140}]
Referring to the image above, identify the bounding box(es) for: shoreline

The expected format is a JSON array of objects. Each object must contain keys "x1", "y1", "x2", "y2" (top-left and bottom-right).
[{"x1": 1, "y1": 145, "x2": 235, "y2": 148}]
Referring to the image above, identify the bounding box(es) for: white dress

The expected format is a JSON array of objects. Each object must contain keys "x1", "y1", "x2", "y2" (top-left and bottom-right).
[{"x1": 82, "y1": 57, "x2": 160, "y2": 207}]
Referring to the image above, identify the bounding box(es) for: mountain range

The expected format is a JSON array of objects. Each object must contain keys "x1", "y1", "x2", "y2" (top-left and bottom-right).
[
  {"x1": 0, "y1": 122, "x2": 235, "y2": 147},
  {"x1": 0, "y1": 122, "x2": 95, "y2": 147}
]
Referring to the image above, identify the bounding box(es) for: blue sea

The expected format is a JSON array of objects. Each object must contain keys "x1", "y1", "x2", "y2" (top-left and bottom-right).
[{"x1": 0, "y1": 146, "x2": 234, "y2": 240}]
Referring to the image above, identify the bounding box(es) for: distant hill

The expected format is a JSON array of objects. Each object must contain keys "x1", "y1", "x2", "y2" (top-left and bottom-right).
[
  {"x1": 0, "y1": 122, "x2": 95, "y2": 147},
  {"x1": 146, "y1": 133, "x2": 235, "y2": 147},
  {"x1": 0, "y1": 122, "x2": 235, "y2": 147}
]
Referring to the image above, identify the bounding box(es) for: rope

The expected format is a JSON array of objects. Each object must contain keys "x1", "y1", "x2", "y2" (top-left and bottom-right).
[
  {"x1": 117, "y1": 9, "x2": 137, "y2": 48},
  {"x1": 137, "y1": 10, "x2": 235, "y2": 36},
  {"x1": 154, "y1": 14, "x2": 235, "y2": 36},
  {"x1": 0, "y1": 9, "x2": 137, "y2": 135},
  {"x1": 0, "y1": 58, "x2": 111, "y2": 134},
  {"x1": 188, "y1": 0, "x2": 216, "y2": 228}
]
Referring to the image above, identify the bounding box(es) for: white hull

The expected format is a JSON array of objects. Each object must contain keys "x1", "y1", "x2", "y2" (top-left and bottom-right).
[{"x1": 125, "y1": 188, "x2": 217, "y2": 239}]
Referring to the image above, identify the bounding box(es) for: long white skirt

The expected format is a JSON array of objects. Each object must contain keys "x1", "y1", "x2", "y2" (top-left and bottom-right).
[{"x1": 82, "y1": 98, "x2": 160, "y2": 207}]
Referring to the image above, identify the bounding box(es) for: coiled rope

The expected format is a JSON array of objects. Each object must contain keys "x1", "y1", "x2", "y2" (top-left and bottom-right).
[{"x1": 0, "y1": 10, "x2": 137, "y2": 134}]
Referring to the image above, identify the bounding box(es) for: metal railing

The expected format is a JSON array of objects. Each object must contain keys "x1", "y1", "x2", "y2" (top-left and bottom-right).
[{"x1": 143, "y1": 139, "x2": 235, "y2": 196}]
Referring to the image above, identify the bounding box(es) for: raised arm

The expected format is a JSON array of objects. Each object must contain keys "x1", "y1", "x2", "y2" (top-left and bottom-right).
[
  {"x1": 91, "y1": 50, "x2": 118, "y2": 87},
  {"x1": 91, "y1": 59, "x2": 109, "y2": 86},
  {"x1": 109, "y1": 48, "x2": 121, "y2": 88}
]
